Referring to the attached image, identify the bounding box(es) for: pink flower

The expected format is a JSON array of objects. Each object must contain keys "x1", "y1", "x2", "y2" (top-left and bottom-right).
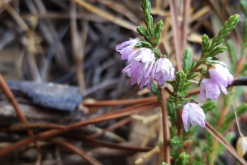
[
  {"x1": 200, "y1": 78, "x2": 221, "y2": 101},
  {"x1": 151, "y1": 57, "x2": 175, "y2": 85},
  {"x1": 122, "y1": 48, "x2": 155, "y2": 89},
  {"x1": 182, "y1": 102, "x2": 206, "y2": 131},
  {"x1": 209, "y1": 62, "x2": 233, "y2": 91},
  {"x1": 115, "y1": 38, "x2": 139, "y2": 60},
  {"x1": 200, "y1": 63, "x2": 233, "y2": 101}
]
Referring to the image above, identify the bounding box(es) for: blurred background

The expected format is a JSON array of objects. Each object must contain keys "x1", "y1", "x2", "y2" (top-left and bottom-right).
[{"x1": 0, "y1": 0, "x2": 247, "y2": 165}]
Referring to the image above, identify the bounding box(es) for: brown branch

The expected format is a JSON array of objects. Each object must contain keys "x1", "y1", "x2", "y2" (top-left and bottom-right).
[
  {"x1": 205, "y1": 123, "x2": 247, "y2": 165},
  {"x1": 84, "y1": 87, "x2": 200, "y2": 107},
  {"x1": 48, "y1": 139, "x2": 102, "y2": 165},
  {"x1": 0, "y1": 123, "x2": 65, "y2": 132},
  {"x1": 0, "y1": 101, "x2": 159, "y2": 156},
  {"x1": 86, "y1": 117, "x2": 131, "y2": 139},
  {"x1": 160, "y1": 89, "x2": 170, "y2": 164},
  {"x1": 169, "y1": 0, "x2": 182, "y2": 71},
  {"x1": 0, "y1": 74, "x2": 41, "y2": 152}
]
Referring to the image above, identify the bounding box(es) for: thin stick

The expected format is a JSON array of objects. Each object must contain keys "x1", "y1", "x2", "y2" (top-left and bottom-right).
[
  {"x1": 77, "y1": 138, "x2": 151, "y2": 152},
  {"x1": 181, "y1": 0, "x2": 191, "y2": 51},
  {"x1": 160, "y1": 89, "x2": 170, "y2": 164},
  {"x1": 83, "y1": 87, "x2": 201, "y2": 107},
  {"x1": 0, "y1": 74, "x2": 41, "y2": 152},
  {"x1": 205, "y1": 123, "x2": 247, "y2": 165},
  {"x1": 169, "y1": 0, "x2": 182, "y2": 70},
  {"x1": 48, "y1": 139, "x2": 102, "y2": 165},
  {"x1": 86, "y1": 117, "x2": 131, "y2": 139}
]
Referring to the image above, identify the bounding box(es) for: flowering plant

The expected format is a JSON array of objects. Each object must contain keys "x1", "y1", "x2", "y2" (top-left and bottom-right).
[{"x1": 114, "y1": 0, "x2": 247, "y2": 164}]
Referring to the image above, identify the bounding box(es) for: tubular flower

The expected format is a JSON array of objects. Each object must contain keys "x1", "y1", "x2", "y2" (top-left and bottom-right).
[
  {"x1": 182, "y1": 101, "x2": 206, "y2": 131},
  {"x1": 151, "y1": 57, "x2": 175, "y2": 85},
  {"x1": 208, "y1": 62, "x2": 233, "y2": 93},
  {"x1": 115, "y1": 38, "x2": 140, "y2": 60},
  {"x1": 116, "y1": 39, "x2": 175, "y2": 89},
  {"x1": 122, "y1": 48, "x2": 155, "y2": 89},
  {"x1": 200, "y1": 78, "x2": 221, "y2": 101}
]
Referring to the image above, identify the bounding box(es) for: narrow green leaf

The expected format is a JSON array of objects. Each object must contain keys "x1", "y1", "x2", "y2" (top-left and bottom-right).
[
  {"x1": 162, "y1": 162, "x2": 169, "y2": 165},
  {"x1": 224, "y1": 103, "x2": 247, "y2": 124},
  {"x1": 226, "y1": 39, "x2": 237, "y2": 72},
  {"x1": 151, "y1": 82, "x2": 160, "y2": 101},
  {"x1": 207, "y1": 47, "x2": 227, "y2": 57},
  {"x1": 182, "y1": 48, "x2": 193, "y2": 74},
  {"x1": 201, "y1": 34, "x2": 210, "y2": 56},
  {"x1": 174, "y1": 152, "x2": 189, "y2": 165},
  {"x1": 154, "y1": 20, "x2": 164, "y2": 46},
  {"x1": 191, "y1": 160, "x2": 205, "y2": 165},
  {"x1": 208, "y1": 14, "x2": 239, "y2": 52},
  {"x1": 244, "y1": 19, "x2": 247, "y2": 49},
  {"x1": 201, "y1": 100, "x2": 217, "y2": 112},
  {"x1": 240, "y1": 0, "x2": 247, "y2": 15},
  {"x1": 136, "y1": 26, "x2": 153, "y2": 44},
  {"x1": 232, "y1": 86, "x2": 245, "y2": 99},
  {"x1": 241, "y1": 64, "x2": 247, "y2": 75},
  {"x1": 205, "y1": 131, "x2": 214, "y2": 164},
  {"x1": 135, "y1": 41, "x2": 153, "y2": 48},
  {"x1": 141, "y1": 0, "x2": 154, "y2": 37},
  {"x1": 170, "y1": 136, "x2": 183, "y2": 147}
]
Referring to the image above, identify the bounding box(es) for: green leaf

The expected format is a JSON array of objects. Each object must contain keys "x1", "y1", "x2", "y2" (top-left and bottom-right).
[
  {"x1": 174, "y1": 152, "x2": 189, "y2": 165},
  {"x1": 151, "y1": 82, "x2": 160, "y2": 101},
  {"x1": 205, "y1": 131, "x2": 214, "y2": 164},
  {"x1": 186, "y1": 73, "x2": 197, "y2": 79},
  {"x1": 135, "y1": 41, "x2": 153, "y2": 48},
  {"x1": 244, "y1": 19, "x2": 247, "y2": 49},
  {"x1": 208, "y1": 14, "x2": 239, "y2": 52},
  {"x1": 241, "y1": 64, "x2": 247, "y2": 75},
  {"x1": 182, "y1": 48, "x2": 193, "y2": 74},
  {"x1": 240, "y1": 0, "x2": 247, "y2": 15},
  {"x1": 170, "y1": 136, "x2": 183, "y2": 148},
  {"x1": 141, "y1": 0, "x2": 154, "y2": 37},
  {"x1": 154, "y1": 20, "x2": 164, "y2": 46},
  {"x1": 226, "y1": 39, "x2": 237, "y2": 72},
  {"x1": 154, "y1": 48, "x2": 162, "y2": 57},
  {"x1": 224, "y1": 103, "x2": 247, "y2": 124},
  {"x1": 170, "y1": 71, "x2": 188, "y2": 109},
  {"x1": 207, "y1": 47, "x2": 227, "y2": 57},
  {"x1": 232, "y1": 86, "x2": 245, "y2": 99},
  {"x1": 201, "y1": 34, "x2": 210, "y2": 57},
  {"x1": 136, "y1": 26, "x2": 153, "y2": 44},
  {"x1": 201, "y1": 100, "x2": 217, "y2": 112},
  {"x1": 191, "y1": 160, "x2": 205, "y2": 165},
  {"x1": 162, "y1": 162, "x2": 169, "y2": 165},
  {"x1": 167, "y1": 101, "x2": 177, "y2": 124}
]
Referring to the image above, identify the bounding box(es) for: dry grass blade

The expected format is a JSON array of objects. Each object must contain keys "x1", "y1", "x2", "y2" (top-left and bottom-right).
[
  {"x1": 181, "y1": 0, "x2": 191, "y2": 51},
  {"x1": 169, "y1": 0, "x2": 182, "y2": 70},
  {"x1": 0, "y1": 101, "x2": 159, "y2": 156},
  {"x1": 48, "y1": 139, "x2": 102, "y2": 165},
  {"x1": 74, "y1": 0, "x2": 137, "y2": 31},
  {"x1": 93, "y1": 0, "x2": 139, "y2": 24},
  {"x1": 205, "y1": 123, "x2": 247, "y2": 165}
]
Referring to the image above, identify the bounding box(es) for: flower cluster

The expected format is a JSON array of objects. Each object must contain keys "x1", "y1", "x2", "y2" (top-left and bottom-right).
[
  {"x1": 200, "y1": 62, "x2": 233, "y2": 101},
  {"x1": 116, "y1": 38, "x2": 175, "y2": 89},
  {"x1": 182, "y1": 62, "x2": 233, "y2": 131}
]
